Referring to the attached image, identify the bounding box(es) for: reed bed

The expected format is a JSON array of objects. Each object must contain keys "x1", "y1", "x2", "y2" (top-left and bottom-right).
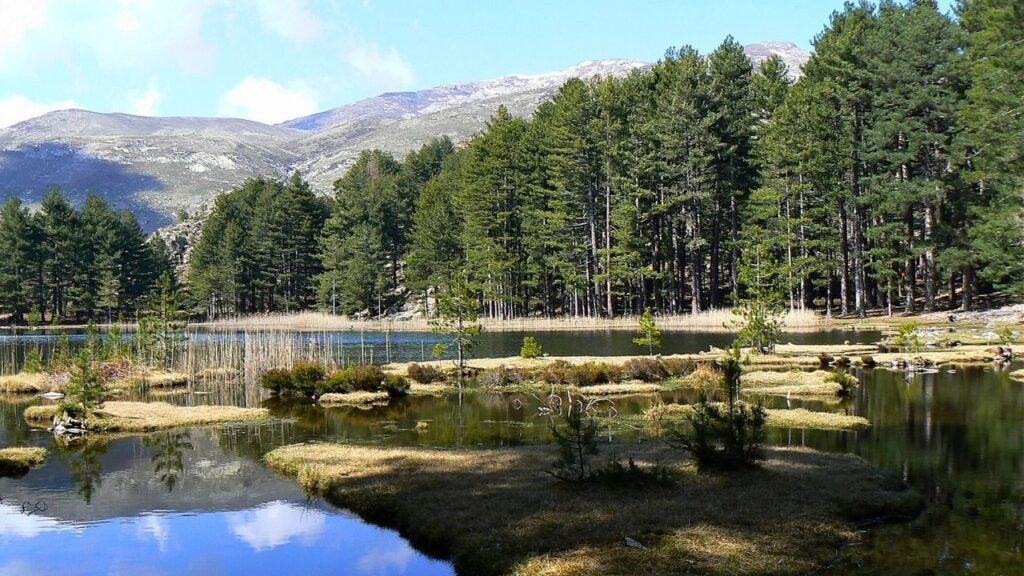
[
  {"x1": 198, "y1": 308, "x2": 826, "y2": 333},
  {"x1": 644, "y1": 403, "x2": 870, "y2": 432}
]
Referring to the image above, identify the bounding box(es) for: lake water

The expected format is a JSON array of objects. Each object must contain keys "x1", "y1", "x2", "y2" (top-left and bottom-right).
[{"x1": 0, "y1": 329, "x2": 1019, "y2": 575}]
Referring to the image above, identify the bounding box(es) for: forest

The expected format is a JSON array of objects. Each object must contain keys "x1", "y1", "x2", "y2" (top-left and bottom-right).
[
  {"x1": 2, "y1": 0, "x2": 1019, "y2": 323},
  {"x1": 190, "y1": 0, "x2": 1021, "y2": 320},
  {"x1": 0, "y1": 190, "x2": 171, "y2": 323}
]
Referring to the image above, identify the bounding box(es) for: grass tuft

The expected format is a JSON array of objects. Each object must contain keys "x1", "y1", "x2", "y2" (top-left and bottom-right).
[{"x1": 0, "y1": 447, "x2": 47, "y2": 477}]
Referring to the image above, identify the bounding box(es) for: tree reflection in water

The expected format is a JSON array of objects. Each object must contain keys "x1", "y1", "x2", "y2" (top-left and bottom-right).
[
  {"x1": 144, "y1": 432, "x2": 194, "y2": 493},
  {"x1": 67, "y1": 440, "x2": 108, "y2": 504}
]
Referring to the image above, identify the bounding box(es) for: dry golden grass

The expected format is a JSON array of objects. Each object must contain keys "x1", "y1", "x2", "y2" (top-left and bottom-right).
[
  {"x1": 643, "y1": 403, "x2": 870, "y2": 432},
  {"x1": 409, "y1": 383, "x2": 450, "y2": 396},
  {"x1": 1010, "y1": 369, "x2": 1024, "y2": 382},
  {"x1": 0, "y1": 446, "x2": 47, "y2": 477},
  {"x1": 0, "y1": 372, "x2": 59, "y2": 393},
  {"x1": 318, "y1": 391, "x2": 390, "y2": 406},
  {"x1": 137, "y1": 370, "x2": 189, "y2": 388},
  {"x1": 266, "y1": 442, "x2": 918, "y2": 576},
  {"x1": 203, "y1": 309, "x2": 825, "y2": 333},
  {"x1": 24, "y1": 401, "x2": 267, "y2": 432},
  {"x1": 574, "y1": 383, "x2": 662, "y2": 396},
  {"x1": 741, "y1": 370, "x2": 842, "y2": 396}
]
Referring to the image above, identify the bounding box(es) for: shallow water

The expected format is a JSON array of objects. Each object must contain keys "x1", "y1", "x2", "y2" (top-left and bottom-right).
[{"x1": 0, "y1": 330, "x2": 1019, "y2": 575}]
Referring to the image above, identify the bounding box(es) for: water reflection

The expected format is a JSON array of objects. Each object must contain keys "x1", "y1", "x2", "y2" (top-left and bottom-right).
[
  {"x1": 144, "y1": 432, "x2": 193, "y2": 493},
  {"x1": 0, "y1": 502, "x2": 452, "y2": 576},
  {"x1": 0, "y1": 355, "x2": 1018, "y2": 574}
]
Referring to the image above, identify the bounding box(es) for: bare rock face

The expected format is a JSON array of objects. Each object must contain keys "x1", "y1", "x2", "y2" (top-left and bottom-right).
[{"x1": 0, "y1": 44, "x2": 810, "y2": 234}]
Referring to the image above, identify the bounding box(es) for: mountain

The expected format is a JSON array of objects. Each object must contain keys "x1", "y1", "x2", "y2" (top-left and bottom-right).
[{"x1": 0, "y1": 42, "x2": 810, "y2": 231}]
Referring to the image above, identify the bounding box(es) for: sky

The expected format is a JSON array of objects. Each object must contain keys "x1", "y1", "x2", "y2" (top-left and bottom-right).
[{"x1": 0, "y1": 0, "x2": 959, "y2": 128}]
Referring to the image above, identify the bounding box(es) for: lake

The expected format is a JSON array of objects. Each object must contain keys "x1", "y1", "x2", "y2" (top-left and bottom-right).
[{"x1": 0, "y1": 329, "x2": 1019, "y2": 575}]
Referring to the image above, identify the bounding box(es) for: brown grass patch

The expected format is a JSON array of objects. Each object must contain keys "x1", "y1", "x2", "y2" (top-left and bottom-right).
[
  {"x1": 24, "y1": 401, "x2": 267, "y2": 432},
  {"x1": 644, "y1": 404, "x2": 870, "y2": 432},
  {"x1": 266, "y1": 442, "x2": 919, "y2": 576},
  {"x1": 742, "y1": 370, "x2": 842, "y2": 396},
  {"x1": 0, "y1": 446, "x2": 47, "y2": 477},
  {"x1": 318, "y1": 391, "x2": 390, "y2": 406},
  {"x1": 574, "y1": 383, "x2": 662, "y2": 396},
  {"x1": 0, "y1": 372, "x2": 60, "y2": 393},
  {"x1": 409, "y1": 383, "x2": 450, "y2": 396}
]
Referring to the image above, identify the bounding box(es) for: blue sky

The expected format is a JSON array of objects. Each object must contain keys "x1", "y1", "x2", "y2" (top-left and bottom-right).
[{"x1": 0, "y1": 0, "x2": 958, "y2": 127}]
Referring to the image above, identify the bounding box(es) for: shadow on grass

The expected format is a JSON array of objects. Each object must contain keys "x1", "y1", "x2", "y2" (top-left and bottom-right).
[{"x1": 266, "y1": 443, "x2": 923, "y2": 576}]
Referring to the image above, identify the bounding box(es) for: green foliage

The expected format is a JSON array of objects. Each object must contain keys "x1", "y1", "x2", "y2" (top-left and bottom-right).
[
  {"x1": 52, "y1": 333, "x2": 72, "y2": 370},
  {"x1": 430, "y1": 274, "x2": 482, "y2": 371},
  {"x1": 260, "y1": 369, "x2": 293, "y2": 395},
  {"x1": 64, "y1": 350, "x2": 105, "y2": 417},
  {"x1": 189, "y1": 174, "x2": 328, "y2": 316},
  {"x1": 893, "y1": 321, "x2": 922, "y2": 354},
  {"x1": 827, "y1": 370, "x2": 859, "y2": 397},
  {"x1": 290, "y1": 361, "x2": 326, "y2": 397},
  {"x1": 632, "y1": 308, "x2": 661, "y2": 355},
  {"x1": 23, "y1": 348, "x2": 43, "y2": 374},
  {"x1": 547, "y1": 409, "x2": 600, "y2": 482},
  {"x1": 317, "y1": 364, "x2": 406, "y2": 396},
  {"x1": 669, "y1": 349, "x2": 767, "y2": 471},
  {"x1": 519, "y1": 336, "x2": 543, "y2": 359},
  {"x1": 0, "y1": 190, "x2": 167, "y2": 324}
]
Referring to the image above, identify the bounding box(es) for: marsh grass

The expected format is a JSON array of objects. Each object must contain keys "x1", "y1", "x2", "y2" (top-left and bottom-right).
[
  {"x1": 0, "y1": 372, "x2": 60, "y2": 393},
  {"x1": 741, "y1": 370, "x2": 844, "y2": 396},
  {"x1": 0, "y1": 447, "x2": 47, "y2": 477},
  {"x1": 1010, "y1": 369, "x2": 1024, "y2": 382},
  {"x1": 265, "y1": 442, "x2": 919, "y2": 576},
  {"x1": 24, "y1": 401, "x2": 267, "y2": 432},
  {"x1": 644, "y1": 404, "x2": 870, "y2": 432},
  {"x1": 319, "y1": 391, "x2": 390, "y2": 406},
  {"x1": 201, "y1": 309, "x2": 825, "y2": 332}
]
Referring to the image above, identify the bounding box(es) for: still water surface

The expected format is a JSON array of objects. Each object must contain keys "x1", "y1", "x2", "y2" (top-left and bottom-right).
[{"x1": 0, "y1": 330, "x2": 1019, "y2": 575}]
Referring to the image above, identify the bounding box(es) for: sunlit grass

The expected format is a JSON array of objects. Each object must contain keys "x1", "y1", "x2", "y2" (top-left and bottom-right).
[
  {"x1": 24, "y1": 401, "x2": 267, "y2": 432},
  {"x1": 0, "y1": 447, "x2": 47, "y2": 477},
  {"x1": 266, "y1": 441, "x2": 918, "y2": 576}
]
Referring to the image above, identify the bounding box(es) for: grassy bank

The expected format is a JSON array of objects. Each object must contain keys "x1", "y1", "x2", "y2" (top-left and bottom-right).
[
  {"x1": 0, "y1": 372, "x2": 60, "y2": 394},
  {"x1": 0, "y1": 447, "x2": 47, "y2": 477},
  {"x1": 266, "y1": 442, "x2": 918, "y2": 576},
  {"x1": 24, "y1": 401, "x2": 268, "y2": 433},
  {"x1": 643, "y1": 403, "x2": 870, "y2": 432}
]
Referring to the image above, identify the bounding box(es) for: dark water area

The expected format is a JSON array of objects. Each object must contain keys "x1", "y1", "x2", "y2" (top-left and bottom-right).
[
  {"x1": 0, "y1": 327, "x2": 882, "y2": 371},
  {"x1": 0, "y1": 331, "x2": 1019, "y2": 575}
]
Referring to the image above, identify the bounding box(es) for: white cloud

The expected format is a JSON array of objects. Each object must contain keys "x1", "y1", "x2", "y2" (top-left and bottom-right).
[
  {"x1": 0, "y1": 503, "x2": 75, "y2": 538},
  {"x1": 218, "y1": 76, "x2": 319, "y2": 124},
  {"x1": 0, "y1": 95, "x2": 79, "y2": 127},
  {"x1": 135, "y1": 514, "x2": 170, "y2": 553},
  {"x1": 254, "y1": 0, "x2": 323, "y2": 42},
  {"x1": 0, "y1": 0, "x2": 48, "y2": 51},
  {"x1": 346, "y1": 43, "x2": 415, "y2": 88},
  {"x1": 130, "y1": 79, "x2": 162, "y2": 116},
  {"x1": 227, "y1": 501, "x2": 326, "y2": 551},
  {"x1": 358, "y1": 543, "x2": 415, "y2": 575}
]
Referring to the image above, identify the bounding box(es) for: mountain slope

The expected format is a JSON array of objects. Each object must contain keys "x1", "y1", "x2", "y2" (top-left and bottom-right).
[{"x1": 0, "y1": 42, "x2": 810, "y2": 231}]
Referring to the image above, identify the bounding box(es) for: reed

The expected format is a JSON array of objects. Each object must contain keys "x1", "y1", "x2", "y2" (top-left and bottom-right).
[{"x1": 198, "y1": 308, "x2": 826, "y2": 333}]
